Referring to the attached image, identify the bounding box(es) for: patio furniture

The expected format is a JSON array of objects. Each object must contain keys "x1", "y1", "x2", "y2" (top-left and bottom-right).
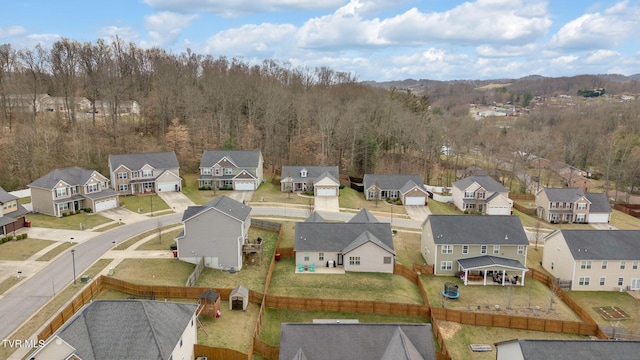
[
  {"x1": 297, "y1": 263, "x2": 305, "y2": 272},
  {"x1": 309, "y1": 263, "x2": 315, "y2": 272}
]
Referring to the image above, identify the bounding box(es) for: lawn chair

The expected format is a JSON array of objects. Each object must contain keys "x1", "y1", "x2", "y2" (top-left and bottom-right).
[
  {"x1": 309, "y1": 263, "x2": 315, "y2": 272},
  {"x1": 297, "y1": 263, "x2": 305, "y2": 272}
]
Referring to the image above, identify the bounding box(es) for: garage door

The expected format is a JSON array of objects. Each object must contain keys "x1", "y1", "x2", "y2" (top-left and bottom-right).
[
  {"x1": 235, "y1": 181, "x2": 255, "y2": 190},
  {"x1": 405, "y1": 196, "x2": 426, "y2": 206},
  {"x1": 316, "y1": 187, "x2": 337, "y2": 196},
  {"x1": 95, "y1": 198, "x2": 117, "y2": 212},
  {"x1": 157, "y1": 182, "x2": 179, "y2": 192},
  {"x1": 487, "y1": 206, "x2": 511, "y2": 215}
]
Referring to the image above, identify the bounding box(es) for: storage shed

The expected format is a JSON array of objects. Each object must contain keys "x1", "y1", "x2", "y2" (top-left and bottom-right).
[
  {"x1": 229, "y1": 285, "x2": 249, "y2": 311},
  {"x1": 198, "y1": 289, "x2": 221, "y2": 316}
]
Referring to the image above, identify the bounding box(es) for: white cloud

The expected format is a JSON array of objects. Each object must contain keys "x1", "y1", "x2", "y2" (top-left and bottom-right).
[
  {"x1": 98, "y1": 26, "x2": 140, "y2": 43},
  {"x1": 145, "y1": 12, "x2": 198, "y2": 47},
  {"x1": 144, "y1": 0, "x2": 344, "y2": 17},
  {"x1": 204, "y1": 23, "x2": 297, "y2": 57},
  {"x1": 25, "y1": 33, "x2": 60, "y2": 47},
  {"x1": 583, "y1": 49, "x2": 620, "y2": 64},
  {"x1": 0, "y1": 26, "x2": 26, "y2": 38},
  {"x1": 475, "y1": 44, "x2": 537, "y2": 57},
  {"x1": 549, "y1": 1, "x2": 640, "y2": 50}
]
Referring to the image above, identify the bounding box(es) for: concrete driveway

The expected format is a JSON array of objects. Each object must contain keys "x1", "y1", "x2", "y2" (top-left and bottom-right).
[
  {"x1": 224, "y1": 191, "x2": 254, "y2": 204},
  {"x1": 158, "y1": 191, "x2": 196, "y2": 213},
  {"x1": 405, "y1": 205, "x2": 431, "y2": 223}
]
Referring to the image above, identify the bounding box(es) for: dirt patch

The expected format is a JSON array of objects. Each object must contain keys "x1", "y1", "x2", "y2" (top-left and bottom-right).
[
  {"x1": 594, "y1": 306, "x2": 631, "y2": 320},
  {"x1": 437, "y1": 321, "x2": 461, "y2": 339}
]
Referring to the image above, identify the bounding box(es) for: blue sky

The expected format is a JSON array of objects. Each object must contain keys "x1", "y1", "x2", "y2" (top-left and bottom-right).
[{"x1": 1, "y1": 0, "x2": 639, "y2": 81}]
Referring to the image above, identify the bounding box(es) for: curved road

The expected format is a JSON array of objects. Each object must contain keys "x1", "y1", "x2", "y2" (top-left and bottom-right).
[{"x1": 0, "y1": 206, "x2": 424, "y2": 340}]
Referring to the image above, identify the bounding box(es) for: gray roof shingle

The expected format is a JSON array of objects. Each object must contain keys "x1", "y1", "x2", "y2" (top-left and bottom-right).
[
  {"x1": 585, "y1": 192, "x2": 612, "y2": 213},
  {"x1": 0, "y1": 187, "x2": 18, "y2": 203},
  {"x1": 53, "y1": 300, "x2": 197, "y2": 360},
  {"x1": 363, "y1": 174, "x2": 423, "y2": 191},
  {"x1": 182, "y1": 195, "x2": 251, "y2": 222},
  {"x1": 453, "y1": 175, "x2": 508, "y2": 193},
  {"x1": 28, "y1": 167, "x2": 104, "y2": 189},
  {"x1": 200, "y1": 150, "x2": 262, "y2": 168},
  {"x1": 279, "y1": 323, "x2": 436, "y2": 360},
  {"x1": 495, "y1": 339, "x2": 640, "y2": 360},
  {"x1": 281, "y1": 166, "x2": 339, "y2": 183},
  {"x1": 554, "y1": 230, "x2": 640, "y2": 260},
  {"x1": 540, "y1": 187, "x2": 586, "y2": 202},
  {"x1": 425, "y1": 215, "x2": 529, "y2": 245},
  {"x1": 305, "y1": 212, "x2": 326, "y2": 222},
  {"x1": 109, "y1": 151, "x2": 178, "y2": 171},
  {"x1": 294, "y1": 222, "x2": 393, "y2": 253},
  {"x1": 457, "y1": 255, "x2": 528, "y2": 270},
  {"x1": 348, "y1": 208, "x2": 379, "y2": 223}
]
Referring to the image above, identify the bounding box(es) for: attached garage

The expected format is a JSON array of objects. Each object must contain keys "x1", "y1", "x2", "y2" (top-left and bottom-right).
[
  {"x1": 487, "y1": 205, "x2": 511, "y2": 215},
  {"x1": 316, "y1": 187, "x2": 337, "y2": 196},
  {"x1": 157, "y1": 181, "x2": 179, "y2": 192},
  {"x1": 229, "y1": 285, "x2": 249, "y2": 311},
  {"x1": 234, "y1": 181, "x2": 256, "y2": 190},
  {"x1": 588, "y1": 213, "x2": 610, "y2": 224},
  {"x1": 94, "y1": 198, "x2": 118, "y2": 212},
  {"x1": 404, "y1": 196, "x2": 426, "y2": 206}
]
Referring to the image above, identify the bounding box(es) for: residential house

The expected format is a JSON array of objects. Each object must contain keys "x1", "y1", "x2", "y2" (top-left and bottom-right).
[
  {"x1": 41, "y1": 96, "x2": 91, "y2": 113},
  {"x1": 535, "y1": 188, "x2": 611, "y2": 224},
  {"x1": 542, "y1": 230, "x2": 640, "y2": 291},
  {"x1": 421, "y1": 215, "x2": 529, "y2": 285},
  {"x1": 108, "y1": 151, "x2": 181, "y2": 195},
  {"x1": 279, "y1": 323, "x2": 436, "y2": 360},
  {"x1": 363, "y1": 174, "x2": 429, "y2": 205},
  {"x1": 198, "y1": 150, "x2": 264, "y2": 190},
  {"x1": 452, "y1": 175, "x2": 513, "y2": 215},
  {"x1": 0, "y1": 187, "x2": 29, "y2": 235},
  {"x1": 495, "y1": 339, "x2": 640, "y2": 360},
  {"x1": 281, "y1": 165, "x2": 340, "y2": 212},
  {"x1": 29, "y1": 300, "x2": 198, "y2": 360},
  {"x1": 92, "y1": 100, "x2": 141, "y2": 115},
  {"x1": 551, "y1": 162, "x2": 591, "y2": 192},
  {"x1": 294, "y1": 209, "x2": 395, "y2": 273},
  {"x1": 175, "y1": 195, "x2": 251, "y2": 270},
  {"x1": 1, "y1": 94, "x2": 51, "y2": 113},
  {"x1": 28, "y1": 167, "x2": 119, "y2": 217}
]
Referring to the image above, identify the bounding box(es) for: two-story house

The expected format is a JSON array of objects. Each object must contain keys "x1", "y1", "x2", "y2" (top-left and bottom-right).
[
  {"x1": 451, "y1": 175, "x2": 513, "y2": 215},
  {"x1": 0, "y1": 187, "x2": 29, "y2": 235},
  {"x1": 363, "y1": 174, "x2": 429, "y2": 205},
  {"x1": 109, "y1": 151, "x2": 181, "y2": 195},
  {"x1": 198, "y1": 150, "x2": 264, "y2": 190},
  {"x1": 421, "y1": 215, "x2": 529, "y2": 285},
  {"x1": 28, "y1": 167, "x2": 119, "y2": 217},
  {"x1": 542, "y1": 230, "x2": 640, "y2": 291},
  {"x1": 175, "y1": 195, "x2": 251, "y2": 270},
  {"x1": 535, "y1": 188, "x2": 611, "y2": 224}
]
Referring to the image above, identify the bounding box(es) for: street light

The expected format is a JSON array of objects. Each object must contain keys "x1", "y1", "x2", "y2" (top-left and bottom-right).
[{"x1": 71, "y1": 249, "x2": 76, "y2": 285}]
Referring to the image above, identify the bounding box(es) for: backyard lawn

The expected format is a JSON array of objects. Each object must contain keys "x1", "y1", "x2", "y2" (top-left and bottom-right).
[
  {"x1": 252, "y1": 180, "x2": 313, "y2": 205},
  {"x1": 27, "y1": 213, "x2": 112, "y2": 230},
  {"x1": 194, "y1": 228, "x2": 278, "y2": 292},
  {"x1": 269, "y1": 258, "x2": 423, "y2": 304},
  {"x1": 393, "y1": 230, "x2": 423, "y2": 267},
  {"x1": 259, "y1": 308, "x2": 429, "y2": 346},
  {"x1": 111, "y1": 259, "x2": 195, "y2": 286},
  {"x1": 0, "y1": 238, "x2": 55, "y2": 260},
  {"x1": 119, "y1": 194, "x2": 171, "y2": 214},
  {"x1": 567, "y1": 291, "x2": 640, "y2": 329}
]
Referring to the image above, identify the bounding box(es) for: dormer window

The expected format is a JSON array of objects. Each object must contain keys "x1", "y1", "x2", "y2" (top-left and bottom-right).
[{"x1": 301, "y1": 169, "x2": 308, "y2": 178}]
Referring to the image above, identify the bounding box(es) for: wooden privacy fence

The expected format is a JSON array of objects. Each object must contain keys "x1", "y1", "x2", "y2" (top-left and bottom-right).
[
  {"x1": 194, "y1": 344, "x2": 249, "y2": 360},
  {"x1": 274, "y1": 247, "x2": 294, "y2": 258},
  {"x1": 186, "y1": 256, "x2": 205, "y2": 287},
  {"x1": 509, "y1": 193, "x2": 535, "y2": 200},
  {"x1": 264, "y1": 294, "x2": 428, "y2": 317}
]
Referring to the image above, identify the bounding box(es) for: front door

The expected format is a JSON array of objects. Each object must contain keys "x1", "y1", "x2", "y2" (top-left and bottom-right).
[
  {"x1": 337, "y1": 254, "x2": 343, "y2": 266},
  {"x1": 631, "y1": 278, "x2": 640, "y2": 290}
]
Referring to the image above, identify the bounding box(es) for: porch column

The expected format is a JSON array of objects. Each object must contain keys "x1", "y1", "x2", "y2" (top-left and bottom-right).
[
  {"x1": 521, "y1": 270, "x2": 525, "y2": 286},
  {"x1": 463, "y1": 269, "x2": 468, "y2": 286},
  {"x1": 501, "y1": 270, "x2": 506, "y2": 286},
  {"x1": 483, "y1": 271, "x2": 487, "y2": 286}
]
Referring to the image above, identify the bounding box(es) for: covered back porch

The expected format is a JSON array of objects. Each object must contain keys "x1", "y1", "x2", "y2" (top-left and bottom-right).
[{"x1": 457, "y1": 255, "x2": 528, "y2": 286}]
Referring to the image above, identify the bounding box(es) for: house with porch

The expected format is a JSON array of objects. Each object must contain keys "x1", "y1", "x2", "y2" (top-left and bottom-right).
[
  {"x1": 535, "y1": 188, "x2": 611, "y2": 224},
  {"x1": 0, "y1": 187, "x2": 29, "y2": 235},
  {"x1": 28, "y1": 167, "x2": 119, "y2": 217},
  {"x1": 109, "y1": 151, "x2": 181, "y2": 195},
  {"x1": 363, "y1": 174, "x2": 429, "y2": 205},
  {"x1": 198, "y1": 150, "x2": 264, "y2": 190},
  {"x1": 421, "y1": 215, "x2": 529, "y2": 285},
  {"x1": 280, "y1": 166, "x2": 339, "y2": 193},
  {"x1": 451, "y1": 175, "x2": 513, "y2": 215},
  {"x1": 175, "y1": 195, "x2": 251, "y2": 270},
  {"x1": 294, "y1": 209, "x2": 395, "y2": 273},
  {"x1": 28, "y1": 300, "x2": 198, "y2": 360},
  {"x1": 542, "y1": 229, "x2": 640, "y2": 291}
]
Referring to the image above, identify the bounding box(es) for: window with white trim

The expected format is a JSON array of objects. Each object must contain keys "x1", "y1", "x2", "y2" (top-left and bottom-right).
[
  {"x1": 201, "y1": 168, "x2": 212, "y2": 175},
  {"x1": 86, "y1": 183, "x2": 98, "y2": 193},
  {"x1": 517, "y1": 245, "x2": 525, "y2": 255},
  {"x1": 580, "y1": 261, "x2": 592, "y2": 269},
  {"x1": 601, "y1": 260, "x2": 607, "y2": 270},
  {"x1": 481, "y1": 245, "x2": 487, "y2": 254},
  {"x1": 118, "y1": 184, "x2": 129, "y2": 191},
  {"x1": 224, "y1": 168, "x2": 233, "y2": 175},
  {"x1": 318, "y1": 252, "x2": 324, "y2": 261},
  {"x1": 578, "y1": 277, "x2": 590, "y2": 286},
  {"x1": 142, "y1": 169, "x2": 153, "y2": 177},
  {"x1": 304, "y1": 253, "x2": 309, "y2": 261},
  {"x1": 577, "y1": 202, "x2": 587, "y2": 210},
  {"x1": 618, "y1": 277, "x2": 624, "y2": 286},
  {"x1": 55, "y1": 188, "x2": 68, "y2": 197},
  {"x1": 440, "y1": 261, "x2": 452, "y2": 270},
  {"x1": 464, "y1": 191, "x2": 475, "y2": 198},
  {"x1": 442, "y1": 245, "x2": 453, "y2": 254},
  {"x1": 117, "y1": 172, "x2": 127, "y2": 179},
  {"x1": 383, "y1": 257, "x2": 392, "y2": 264},
  {"x1": 493, "y1": 245, "x2": 500, "y2": 254},
  {"x1": 599, "y1": 277, "x2": 606, "y2": 286},
  {"x1": 633, "y1": 261, "x2": 638, "y2": 270},
  {"x1": 462, "y1": 245, "x2": 469, "y2": 254},
  {"x1": 214, "y1": 168, "x2": 221, "y2": 176},
  {"x1": 620, "y1": 261, "x2": 626, "y2": 270},
  {"x1": 349, "y1": 256, "x2": 361, "y2": 266}
]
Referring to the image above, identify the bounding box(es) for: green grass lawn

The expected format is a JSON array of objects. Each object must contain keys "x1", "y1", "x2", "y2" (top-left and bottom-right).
[
  {"x1": 567, "y1": 291, "x2": 640, "y2": 329},
  {"x1": 393, "y1": 230, "x2": 423, "y2": 267},
  {"x1": 421, "y1": 275, "x2": 580, "y2": 321},
  {"x1": 269, "y1": 258, "x2": 423, "y2": 304},
  {"x1": 0, "y1": 276, "x2": 23, "y2": 296},
  {"x1": 339, "y1": 187, "x2": 407, "y2": 215},
  {"x1": 113, "y1": 223, "x2": 181, "y2": 250},
  {"x1": 253, "y1": 180, "x2": 312, "y2": 205},
  {"x1": 119, "y1": 194, "x2": 170, "y2": 214},
  {"x1": 427, "y1": 199, "x2": 460, "y2": 215},
  {"x1": 111, "y1": 259, "x2": 195, "y2": 286},
  {"x1": 259, "y1": 308, "x2": 429, "y2": 346},
  {"x1": 36, "y1": 241, "x2": 76, "y2": 261},
  {"x1": 440, "y1": 321, "x2": 588, "y2": 360},
  {"x1": 611, "y1": 209, "x2": 640, "y2": 230},
  {"x1": 27, "y1": 213, "x2": 112, "y2": 230},
  {"x1": 181, "y1": 173, "x2": 217, "y2": 205},
  {"x1": 18, "y1": 196, "x2": 31, "y2": 204},
  {"x1": 0, "y1": 238, "x2": 55, "y2": 260},
  {"x1": 136, "y1": 227, "x2": 182, "y2": 250},
  {"x1": 195, "y1": 228, "x2": 278, "y2": 292}
]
